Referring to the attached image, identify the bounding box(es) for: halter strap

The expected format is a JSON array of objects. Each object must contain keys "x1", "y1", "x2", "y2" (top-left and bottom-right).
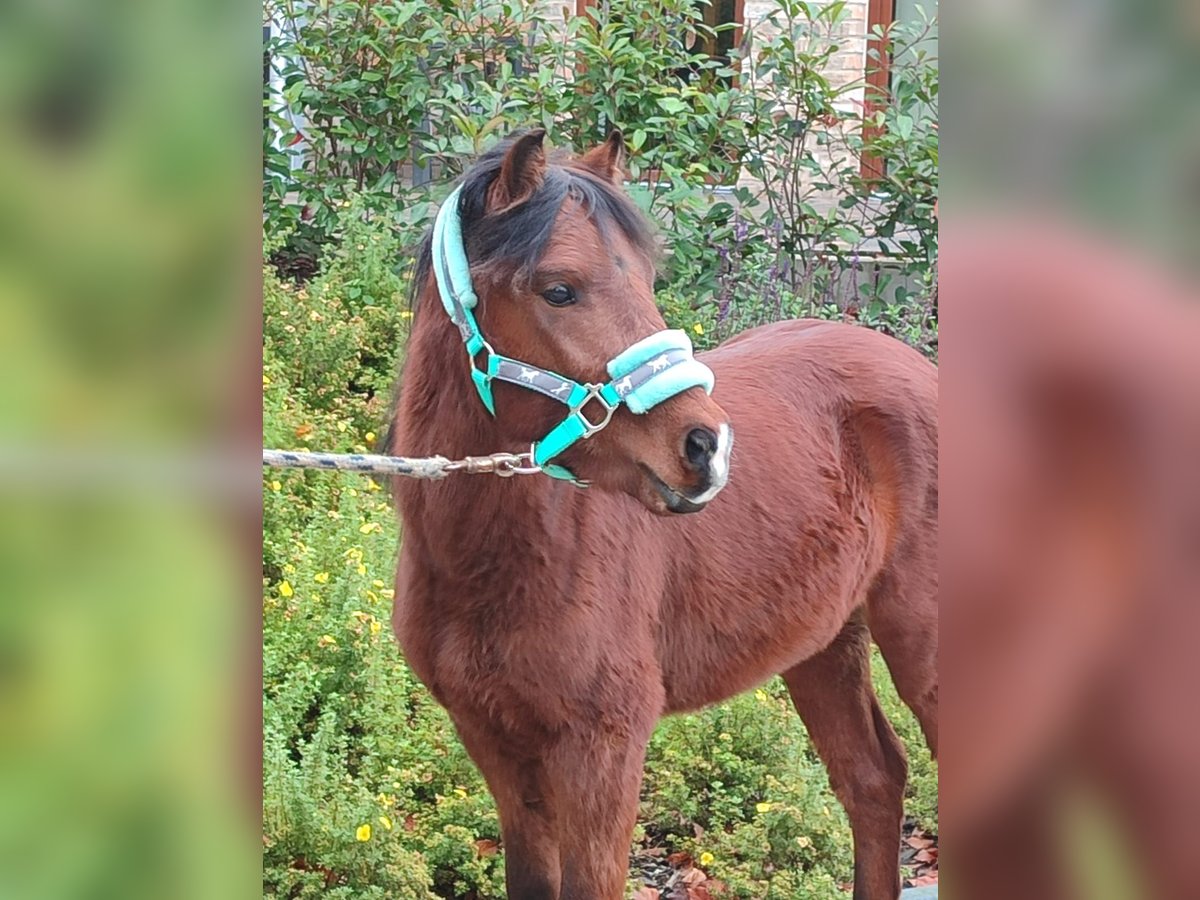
[{"x1": 430, "y1": 184, "x2": 715, "y2": 484}]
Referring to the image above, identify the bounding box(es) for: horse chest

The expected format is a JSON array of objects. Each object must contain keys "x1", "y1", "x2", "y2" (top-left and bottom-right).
[{"x1": 393, "y1": 563, "x2": 640, "y2": 730}]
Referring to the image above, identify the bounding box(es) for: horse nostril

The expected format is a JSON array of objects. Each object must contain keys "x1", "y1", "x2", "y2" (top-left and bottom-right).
[{"x1": 684, "y1": 427, "x2": 718, "y2": 472}]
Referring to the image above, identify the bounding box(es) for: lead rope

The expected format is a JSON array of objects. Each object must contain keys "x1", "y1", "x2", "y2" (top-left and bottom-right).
[{"x1": 262, "y1": 447, "x2": 545, "y2": 480}]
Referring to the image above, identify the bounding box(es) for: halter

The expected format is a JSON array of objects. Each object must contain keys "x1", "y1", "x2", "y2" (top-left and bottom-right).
[{"x1": 430, "y1": 184, "x2": 715, "y2": 485}]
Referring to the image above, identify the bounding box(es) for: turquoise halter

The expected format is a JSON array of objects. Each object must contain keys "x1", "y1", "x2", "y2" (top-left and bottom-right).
[{"x1": 430, "y1": 184, "x2": 715, "y2": 485}]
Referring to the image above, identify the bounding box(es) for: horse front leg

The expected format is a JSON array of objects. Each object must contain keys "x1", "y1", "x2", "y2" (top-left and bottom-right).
[
  {"x1": 547, "y1": 716, "x2": 656, "y2": 900},
  {"x1": 454, "y1": 717, "x2": 562, "y2": 900}
]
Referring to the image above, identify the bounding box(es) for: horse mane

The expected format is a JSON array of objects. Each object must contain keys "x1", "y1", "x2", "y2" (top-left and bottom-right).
[{"x1": 406, "y1": 132, "x2": 658, "y2": 316}]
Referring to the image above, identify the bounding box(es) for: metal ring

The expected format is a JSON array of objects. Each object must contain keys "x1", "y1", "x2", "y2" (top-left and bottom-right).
[
  {"x1": 573, "y1": 384, "x2": 618, "y2": 437},
  {"x1": 467, "y1": 340, "x2": 495, "y2": 380}
]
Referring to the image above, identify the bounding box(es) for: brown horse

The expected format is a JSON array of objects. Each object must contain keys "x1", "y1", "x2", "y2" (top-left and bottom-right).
[{"x1": 388, "y1": 131, "x2": 937, "y2": 900}]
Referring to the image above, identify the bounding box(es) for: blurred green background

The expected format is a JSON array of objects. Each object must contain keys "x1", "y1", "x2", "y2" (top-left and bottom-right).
[{"x1": 0, "y1": 1, "x2": 256, "y2": 898}]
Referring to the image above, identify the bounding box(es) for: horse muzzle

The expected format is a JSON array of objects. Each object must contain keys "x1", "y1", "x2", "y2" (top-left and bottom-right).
[{"x1": 645, "y1": 423, "x2": 733, "y2": 513}]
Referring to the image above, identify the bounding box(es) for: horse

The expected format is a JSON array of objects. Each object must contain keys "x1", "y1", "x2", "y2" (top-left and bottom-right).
[{"x1": 387, "y1": 130, "x2": 938, "y2": 900}]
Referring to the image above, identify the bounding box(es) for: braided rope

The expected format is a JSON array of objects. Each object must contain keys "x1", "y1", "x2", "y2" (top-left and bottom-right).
[
  {"x1": 263, "y1": 449, "x2": 452, "y2": 478},
  {"x1": 262, "y1": 448, "x2": 543, "y2": 479}
]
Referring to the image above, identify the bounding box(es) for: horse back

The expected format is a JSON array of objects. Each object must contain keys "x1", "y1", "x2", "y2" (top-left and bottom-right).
[{"x1": 652, "y1": 320, "x2": 937, "y2": 710}]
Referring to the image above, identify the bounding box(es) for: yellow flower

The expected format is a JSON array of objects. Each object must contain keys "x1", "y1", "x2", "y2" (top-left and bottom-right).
[
  {"x1": 355, "y1": 823, "x2": 371, "y2": 841},
  {"x1": 693, "y1": 322, "x2": 704, "y2": 335},
  {"x1": 755, "y1": 689, "x2": 769, "y2": 702},
  {"x1": 718, "y1": 732, "x2": 732, "y2": 741},
  {"x1": 379, "y1": 815, "x2": 393, "y2": 831},
  {"x1": 795, "y1": 836, "x2": 811, "y2": 849},
  {"x1": 314, "y1": 572, "x2": 330, "y2": 584},
  {"x1": 400, "y1": 310, "x2": 414, "y2": 319},
  {"x1": 365, "y1": 431, "x2": 376, "y2": 444},
  {"x1": 370, "y1": 620, "x2": 383, "y2": 635},
  {"x1": 372, "y1": 579, "x2": 385, "y2": 589},
  {"x1": 699, "y1": 852, "x2": 715, "y2": 867},
  {"x1": 755, "y1": 802, "x2": 772, "y2": 814},
  {"x1": 262, "y1": 374, "x2": 272, "y2": 387},
  {"x1": 270, "y1": 480, "x2": 281, "y2": 492},
  {"x1": 279, "y1": 581, "x2": 294, "y2": 598},
  {"x1": 348, "y1": 488, "x2": 358, "y2": 497},
  {"x1": 453, "y1": 787, "x2": 468, "y2": 799},
  {"x1": 367, "y1": 479, "x2": 382, "y2": 492},
  {"x1": 357, "y1": 564, "x2": 367, "y2": 576},
  {"x1": 359, "y1": 522, "x2": 380, "y2": 534},
  {"x1": 337, "y1": 421, "x2": 347, "y2": 433}
]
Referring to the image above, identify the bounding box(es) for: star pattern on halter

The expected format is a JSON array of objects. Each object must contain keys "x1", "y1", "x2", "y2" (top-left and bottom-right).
[
  {"x1": 614, "y1": 376, "x2": 633, "y2": 396},
  {"x1": 649, "y1": 355, "x2": 670, "y2": 373},
  {"x1": 519, "y1": 367, "x2": 538, "y2": 383}
]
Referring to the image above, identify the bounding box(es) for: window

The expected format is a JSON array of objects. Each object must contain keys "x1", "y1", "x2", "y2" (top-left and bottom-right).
[
  {"x1": 862, "y1": 0, "x2": 938, "y2": 180},
  {"x1": 695, "y1": 0, "x2": 743, "y2": 66},
  {"x1": 575, "y1": 0, "x2": 743, "y2": 71}
]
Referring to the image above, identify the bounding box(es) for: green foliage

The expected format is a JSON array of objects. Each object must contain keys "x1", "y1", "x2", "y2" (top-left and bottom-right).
[
  {"x1": 264, "y1": 194, "x2": 409, "y2": 419},
  {"x1": 265, "y1": 0, "x2": 938, "y2": 326}
]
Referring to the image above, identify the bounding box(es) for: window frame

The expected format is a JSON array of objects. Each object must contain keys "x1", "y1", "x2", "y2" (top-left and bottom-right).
[{"x1": 862, "y1": 0, "x2": 896, "y2": 181}]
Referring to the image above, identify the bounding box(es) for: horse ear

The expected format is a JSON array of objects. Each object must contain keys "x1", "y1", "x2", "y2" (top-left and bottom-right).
[
  {"x1": 578, "y1": 130, "x2": 626, "y2": 183},
  {"x1": 488, "y1": 130, "x2": 547, "y2": 212}
]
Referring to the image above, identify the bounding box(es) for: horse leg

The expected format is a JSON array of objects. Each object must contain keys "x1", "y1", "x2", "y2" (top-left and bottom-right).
[
  {"x1": 782, "y1": 614, "x2": 908, "y2": 900},
  {"x1": 454, "y1": 718, "x2": 561, "y2": 900},
  {"x1": 865, "y1": 566, "x2": 938, "y2": 758},
  {"x1": 545, "y1": 721, "x2": 654, "y2": 900}
]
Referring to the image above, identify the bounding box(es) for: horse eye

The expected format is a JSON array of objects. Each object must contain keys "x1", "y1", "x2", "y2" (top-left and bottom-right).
[{"x1": 541, "y1": 284, "x2": 576, "y2": 307}]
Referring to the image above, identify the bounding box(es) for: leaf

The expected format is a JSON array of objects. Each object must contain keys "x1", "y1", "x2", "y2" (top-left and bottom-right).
[
  {"x1": 656, "y1": 97, "x2": 689, "y2": 115},
  {"x1": 474, "y1": 838, "x2": 500, "y2": 858},
  {"x1": 894, "y1": 114, "x2": 914, "y2": 140}
]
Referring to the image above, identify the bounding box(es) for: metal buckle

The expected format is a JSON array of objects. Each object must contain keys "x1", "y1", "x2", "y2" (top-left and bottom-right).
[
  {"x1": 467, "y1": 339, "x2": 495, "y2": 381},
  {"x1": 572, "y1": 383, "x2": 618, "y2": 438}
]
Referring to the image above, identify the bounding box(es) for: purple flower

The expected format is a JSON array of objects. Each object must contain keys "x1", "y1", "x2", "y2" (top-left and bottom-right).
[{"x1": 717, "y1": 292, "x2": 732, "y2": 324}]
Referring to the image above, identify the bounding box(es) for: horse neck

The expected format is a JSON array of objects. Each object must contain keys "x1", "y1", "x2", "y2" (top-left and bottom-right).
[
  {"x1": 393, "y1": 282, "x2": 573, "y2": 576},
  {"x1": 395, "y1": 282, "x2": 498, "y2": 461}
]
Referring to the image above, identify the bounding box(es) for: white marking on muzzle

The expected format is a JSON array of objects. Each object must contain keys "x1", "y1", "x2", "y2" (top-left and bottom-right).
[{"x1": 691, "y1": 423, "x2": 733, "y2": 504}]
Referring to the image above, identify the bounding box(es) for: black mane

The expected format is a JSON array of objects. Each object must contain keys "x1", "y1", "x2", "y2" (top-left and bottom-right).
[{"x1": 408, "y1": 132, "x2": 656, "y2": 311}]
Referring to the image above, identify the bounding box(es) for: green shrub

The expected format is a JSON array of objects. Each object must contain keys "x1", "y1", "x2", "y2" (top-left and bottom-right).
[{"x1": 265, "y1": 0, "x2": 938, "y2": 327}]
